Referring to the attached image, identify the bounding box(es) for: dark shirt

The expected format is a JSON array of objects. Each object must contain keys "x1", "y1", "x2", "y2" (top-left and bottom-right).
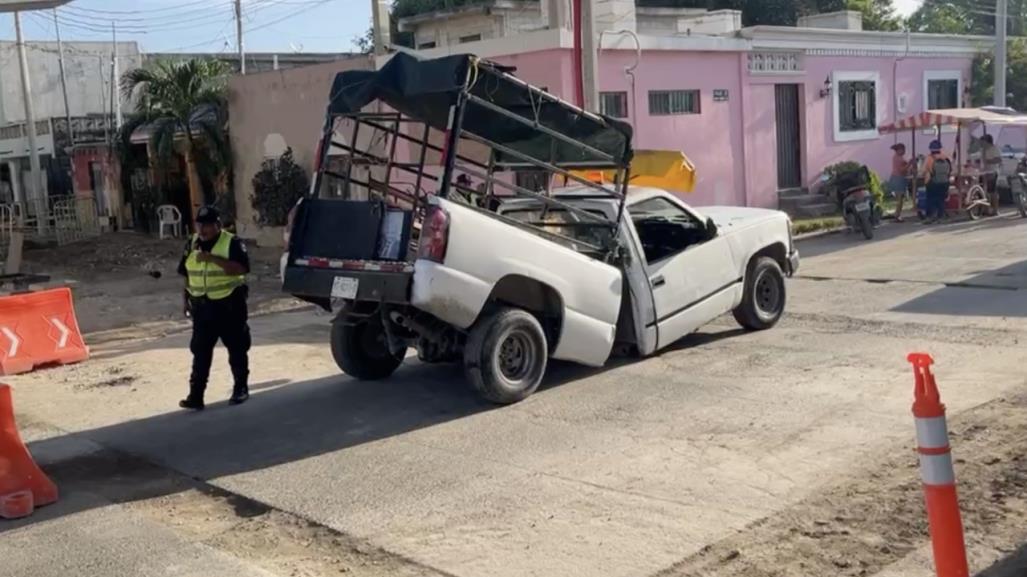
[{"x1": 177, "y1": 232, "x2": 251, "y2": 278}]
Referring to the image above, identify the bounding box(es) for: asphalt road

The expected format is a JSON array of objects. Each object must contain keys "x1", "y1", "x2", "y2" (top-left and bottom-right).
[{"x1": 6, "y1": 215, "x2": 1027, "y2": 577}]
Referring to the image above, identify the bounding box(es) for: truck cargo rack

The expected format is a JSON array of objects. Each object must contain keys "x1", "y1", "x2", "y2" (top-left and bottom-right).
[{"x1": 308, "y1": 52, "x2": 634, "y2": 258}]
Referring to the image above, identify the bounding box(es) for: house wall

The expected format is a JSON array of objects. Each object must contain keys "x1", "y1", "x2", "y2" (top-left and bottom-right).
[
  {"x1": 412, "y1": 13, "x2": 501, "y2": 48},
  {"x1": 601, "y1": 50, "x2": 746, "y2": 206},
  {"x1": 485, "y1": 47, "x2": 978, "y2": 209},
  {"x1": 801, "y1": 54, "x2": 972, "y2": 190},
  {"x1": 0, "y1": 41, "x2": 143, "y2": 125},
  {"x1": 227, "y1": 56, "x2": 373, "y2": 246}
]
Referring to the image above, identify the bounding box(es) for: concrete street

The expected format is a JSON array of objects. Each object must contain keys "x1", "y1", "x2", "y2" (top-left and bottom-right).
[{"x1": 5, "y1": 215, "x2": 1027, "y2": 577}]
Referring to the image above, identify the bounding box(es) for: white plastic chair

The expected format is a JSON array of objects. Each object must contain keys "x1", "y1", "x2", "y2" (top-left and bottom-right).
[{"x1": 157, "y1": 204, "x2": 182, "y2": 240}]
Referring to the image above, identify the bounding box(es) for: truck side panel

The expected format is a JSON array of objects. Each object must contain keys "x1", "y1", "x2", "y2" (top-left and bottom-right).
[{"x1": 411, "y1": 198, "x2": 623, "y2": 367}]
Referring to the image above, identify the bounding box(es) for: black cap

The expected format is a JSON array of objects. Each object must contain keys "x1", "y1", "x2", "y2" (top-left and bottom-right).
[{"x1": 195, "y1": 205, "x2": 220, "y2": 224}]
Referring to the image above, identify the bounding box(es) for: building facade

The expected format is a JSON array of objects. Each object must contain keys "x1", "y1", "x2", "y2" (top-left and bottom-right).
[{"x1": 397, "y1": 4, "x2": 990, "y2": 209}]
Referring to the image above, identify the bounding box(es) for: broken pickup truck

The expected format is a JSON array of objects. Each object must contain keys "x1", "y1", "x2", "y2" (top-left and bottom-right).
[{"x1": 283, "y1": 53, "x2": 798, "y2": 404}]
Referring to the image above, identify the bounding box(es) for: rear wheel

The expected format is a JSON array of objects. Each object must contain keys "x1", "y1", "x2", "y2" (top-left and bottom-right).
[
  {"x1": 331, "y1": 317, "x2": 406, "y2": 380},
  {"x1": 464, "y1": 307, "x2": 548, "y2": 404},
  {"x1": 733, "y1": 257, "x2": 786, "y2": 331}
]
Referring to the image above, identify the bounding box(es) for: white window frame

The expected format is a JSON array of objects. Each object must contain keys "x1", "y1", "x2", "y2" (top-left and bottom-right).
[
  {"x1": 832, "y1": 71, "x2": 881, "y2": 143},
  {"x1": 923, "y1": 70, "x2": 962, "y2": 134},
  {"x1": 599, "y1": 91, "x2": 629, "y2": 119}
]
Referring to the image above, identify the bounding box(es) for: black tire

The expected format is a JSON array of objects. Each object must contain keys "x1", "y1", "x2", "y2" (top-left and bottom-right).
[
  {"x1": 733, "y1": 257, "x2": 786, "y2": 331},
  {"x1": 463, "y1": 307, "x2": 548, "y2": 404},
  {"x1": 330, "y1": 318, "x2": 406, "y2": 380},
  {"x1": 857, "y1": 210, "x2": 874, "y2": 240}
]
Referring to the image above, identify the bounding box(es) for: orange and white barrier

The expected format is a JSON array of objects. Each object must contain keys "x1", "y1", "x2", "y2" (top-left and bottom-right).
[
  {"x1": 907, "y1": 353, "x2": 968, "y2": 577},
  {"x1": 0, "y1": 384, "x2": 58, "y2": 519},
  {"x1": 0, "y1": 288, "x2": 88, "y2": 376}
]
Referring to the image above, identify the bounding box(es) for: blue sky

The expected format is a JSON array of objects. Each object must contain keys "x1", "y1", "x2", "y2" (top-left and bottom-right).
[
  {"x1": 0, "y1": 0, "x2": 921, "y2": 55},
  {"x1": 0, "y1": 0, "x2": 372, "y2": 53}
]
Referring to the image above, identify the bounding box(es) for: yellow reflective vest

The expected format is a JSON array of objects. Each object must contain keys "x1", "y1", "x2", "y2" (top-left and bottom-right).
[{"x1": 185, "y1": 231, "x2": 246, "y2": 300}]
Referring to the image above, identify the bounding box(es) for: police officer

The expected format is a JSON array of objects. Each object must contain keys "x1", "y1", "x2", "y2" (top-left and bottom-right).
[{"x1": 178, "y1": 206, "x2": 250, "y2": 410}]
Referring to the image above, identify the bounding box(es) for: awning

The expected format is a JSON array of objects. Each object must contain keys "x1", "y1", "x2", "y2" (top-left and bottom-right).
[
  {"x1": 570, "y1": 150, "x2": 697, "y2": 193},
  {"x1": 879, "y1": 107, "x2": 1027, "y2": 133}
]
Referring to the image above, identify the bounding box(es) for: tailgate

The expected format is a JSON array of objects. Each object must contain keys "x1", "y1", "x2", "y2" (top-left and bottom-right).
[
  {"x1": 283, "y1": 198, "x2": 415, "y2": 304},
  {"x1": 285, "y1": 259, "x2": 413, "y2": 304}
]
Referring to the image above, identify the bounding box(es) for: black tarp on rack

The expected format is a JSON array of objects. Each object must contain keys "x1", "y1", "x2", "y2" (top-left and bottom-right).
[{"x1": 327, "y1": 52, "x2": 633, "y2": 170}]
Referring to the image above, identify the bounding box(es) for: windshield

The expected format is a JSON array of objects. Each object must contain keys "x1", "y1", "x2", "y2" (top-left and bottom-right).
[{"x1": 502, "y1": 207, "x2": 614, "y2": 249}]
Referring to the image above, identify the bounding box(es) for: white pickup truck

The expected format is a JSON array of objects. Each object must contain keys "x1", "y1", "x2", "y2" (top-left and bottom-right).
[
  {"x1": 283, "y1": 52, "x2": 797, "y2": 403},
  {"x1": 286, "y1": 186, "x2": 796, "y2": 404}
]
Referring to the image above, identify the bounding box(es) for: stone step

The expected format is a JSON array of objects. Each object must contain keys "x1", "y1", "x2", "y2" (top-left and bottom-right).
[
  {"x1": 778, "y1": 193, "x2": 830, "y2": 211},
  {"x1": 789, "y1": 202, "x2": 840, "y2": 219}
]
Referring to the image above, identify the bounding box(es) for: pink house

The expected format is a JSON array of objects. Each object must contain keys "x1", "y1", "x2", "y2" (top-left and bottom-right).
[{"x1": 394, "y1": 3, "x2": 990, "y2": 211}]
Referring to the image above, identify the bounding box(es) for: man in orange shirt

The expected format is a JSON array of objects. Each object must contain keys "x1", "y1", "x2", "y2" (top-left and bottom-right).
[{"x1": 888, "y1": 143, "x2": 911, "y2": 222}]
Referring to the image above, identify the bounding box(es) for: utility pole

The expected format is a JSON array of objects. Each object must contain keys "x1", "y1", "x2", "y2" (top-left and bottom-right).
[
  {"x1": 54, "y1": 9, "x2": 73, "y2": 149},
  {"x1": 99, "y1": 55, "x2": 108, "y2": 150},
  {"x1": 580, "y1": 0, "x2": 598, "y2": 112},
  {"x1": 111, "y1": 21, "x2": 121, "y2": 129},
  {"x1": 14, "y1": 12, "x2": 46, "y2": 234},
  {"x1": 235, "y1": 0, "x2": 245, "y2": 74},
  {"x1": 371, "y1": 0, "x2": 391, "y2": 55},
  {"x1": 54, "y1": 6, "x2": 76, "y2": 198},
  {"x1": 996, "y1": 0, "x2": 1008, "y2": 107}
]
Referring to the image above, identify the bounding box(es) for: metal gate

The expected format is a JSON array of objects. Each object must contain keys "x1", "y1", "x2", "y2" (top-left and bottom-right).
[
  {"x1": 0, "y1": 204, "x2": 12, "y2": 262},
  {"x1": 775, "y1": 84, "x2": 802, "y2": 190},
  {"x1": 53, "y1": 197, "x2": 100, "y2": 246}
]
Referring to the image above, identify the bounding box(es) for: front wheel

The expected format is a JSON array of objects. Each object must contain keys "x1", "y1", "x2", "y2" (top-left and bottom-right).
[
  {"x1": 1014, "y1": 180, "x2": 1027, "y2": 218},
  {"x1": 331, "y1": 317, "x2": 406, "y2": 380},
  {"x1": 967, "y1": 186, "x2": 987, "y2": 220},
  {"x1": 464, "y1": 307, "x2": 548, "y2": 404},
  {"x1": 857, "y1": 210, "x2": 874, "y2": 240},
  {"x1": 733, "y1": 257, "x2": 786, "y2": 331}
]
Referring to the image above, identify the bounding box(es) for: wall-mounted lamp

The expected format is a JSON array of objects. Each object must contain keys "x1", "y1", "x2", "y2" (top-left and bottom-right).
[{"x1": 819, "y1": 76, "x2": 832, "y2": 98}]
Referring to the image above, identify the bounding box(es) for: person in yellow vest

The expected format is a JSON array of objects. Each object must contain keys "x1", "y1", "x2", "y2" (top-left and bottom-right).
[{"x1": 177, "y1": 206, "x2": 251, "y2": 410}]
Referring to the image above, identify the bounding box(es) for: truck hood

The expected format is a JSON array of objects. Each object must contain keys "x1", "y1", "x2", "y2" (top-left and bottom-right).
[{"x1": 698, "y1": 206, "x2": 787, "y2": 229}]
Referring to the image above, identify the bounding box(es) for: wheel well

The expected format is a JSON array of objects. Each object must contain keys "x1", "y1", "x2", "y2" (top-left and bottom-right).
[
  {"x1": 751, "y1": 243, "x2": 788, "y2": 272},
  {"x1": 483, "y1": 275, "x2": 564, "y2": 351}
]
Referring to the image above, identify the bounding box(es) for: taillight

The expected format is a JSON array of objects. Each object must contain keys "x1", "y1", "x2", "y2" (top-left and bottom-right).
[{"x1": 418, "y1": 205, "x2": 450, "y2": 263}]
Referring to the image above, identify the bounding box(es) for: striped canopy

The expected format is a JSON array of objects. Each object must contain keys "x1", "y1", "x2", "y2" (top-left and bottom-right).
[{"x1": 879, "y1": 107, "x2": 1027, "y2": 134}]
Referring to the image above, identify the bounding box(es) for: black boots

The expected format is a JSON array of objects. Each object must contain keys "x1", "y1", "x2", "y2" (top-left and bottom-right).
[
  {"x1": 229, "y1": 386, "x2": 249, "y2": 406},
  {"x1": 179, "y1": 397, "x2": 205, "y2": 411}
]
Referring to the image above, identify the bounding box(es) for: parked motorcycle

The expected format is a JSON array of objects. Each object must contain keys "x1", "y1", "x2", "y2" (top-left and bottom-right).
[
  {"x1": 1010, "y1": 157, "x2": 1027, "y2": 219},
  {"x1": 825, "y1": 165, "x2": 879, "y2": 240}
]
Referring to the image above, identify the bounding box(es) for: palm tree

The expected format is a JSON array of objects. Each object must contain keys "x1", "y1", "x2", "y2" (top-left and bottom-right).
[{"x1": 121, "y1": 58, "x2": 231, "y2": 220}]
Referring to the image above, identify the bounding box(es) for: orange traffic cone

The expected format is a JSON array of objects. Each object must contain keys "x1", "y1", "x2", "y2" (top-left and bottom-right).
[{"x1": 0, "y1": 384, "x2": 57, "y2": 519}]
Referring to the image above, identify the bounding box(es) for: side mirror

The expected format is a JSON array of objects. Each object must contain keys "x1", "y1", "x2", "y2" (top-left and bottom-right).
[{"x1": 705, "y1": 217, "x2": 718, "y2": 239}]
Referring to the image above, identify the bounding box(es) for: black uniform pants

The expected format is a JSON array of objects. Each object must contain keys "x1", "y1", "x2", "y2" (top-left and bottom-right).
[{"x1": 188, "y1": 289, "x2": 250, "y2": 400}]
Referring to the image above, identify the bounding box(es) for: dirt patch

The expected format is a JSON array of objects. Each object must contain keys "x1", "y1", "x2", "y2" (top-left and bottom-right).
[
  {"x1": 653, "y1": 395, "x2": 1027, "y2": 577},
  {"x1": 71, "y1": 365, "x2": 138, "y2": 390},
  {"x1": 18, "y1": 232, "x2": 295, "y2": 334},
  {"x1": 41, "y1": 447, "x2": 450, "y2": 577}
]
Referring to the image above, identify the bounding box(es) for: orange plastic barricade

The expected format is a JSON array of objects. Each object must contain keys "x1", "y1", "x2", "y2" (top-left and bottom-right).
[
  {"x1": 907, "y1": 353, "x2": 968, "y2": 577},
  {"x1": 0, "y1": 384, "x2": 58, "y2": 519},
  {"x1": 0, "y1": 288, "x2": 89, "y2": 376}
]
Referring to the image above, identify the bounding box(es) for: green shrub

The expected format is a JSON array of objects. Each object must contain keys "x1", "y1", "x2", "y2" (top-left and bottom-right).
[{"x1": 250, "y1": 148, "x2": 309, "y2": 227}]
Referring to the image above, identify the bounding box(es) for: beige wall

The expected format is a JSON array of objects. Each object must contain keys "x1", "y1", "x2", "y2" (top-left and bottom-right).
[{"x1": 228, "y1": 56, "x2": 373, "y2": 246}]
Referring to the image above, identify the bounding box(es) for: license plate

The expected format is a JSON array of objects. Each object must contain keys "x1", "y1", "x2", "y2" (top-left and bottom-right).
[
  {"x1": 855, "y1": 201, "x2": 870, "y2": 211},
  {"x1": 331, "y1": 276, "x2": 359, "y2": 299}
]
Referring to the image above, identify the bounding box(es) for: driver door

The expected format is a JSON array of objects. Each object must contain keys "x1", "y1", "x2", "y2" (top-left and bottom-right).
[{"x1": 630, "y1": 196, "x2": 739, "y2": 349}]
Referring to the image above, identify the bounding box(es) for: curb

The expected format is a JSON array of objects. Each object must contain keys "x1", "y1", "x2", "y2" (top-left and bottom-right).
[
  {"x1": 794, "y1": 217, "x2": 904, "y2": 242},
  {"x1": 794, "y1": 226, "x2": 846, "y2": 242}
]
